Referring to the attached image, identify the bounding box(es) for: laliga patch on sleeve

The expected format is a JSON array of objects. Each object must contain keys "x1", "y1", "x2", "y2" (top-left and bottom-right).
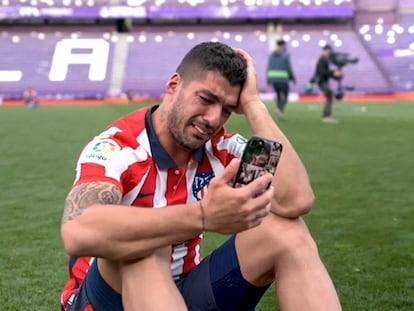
[
  {"x1": 235, "y1": 134, "x2": 248, "y2": 146},
  {"x1": 233, "y1": 134, "x2": 248, "y2": 158},
  {"x1": 78, "y1": 139, "x2": 121, "y2": 165}
]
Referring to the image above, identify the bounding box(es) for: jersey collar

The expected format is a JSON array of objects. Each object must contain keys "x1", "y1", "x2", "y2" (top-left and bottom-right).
[{"x1": 145, "y1": 105, "x2": 205, "y2": 170}]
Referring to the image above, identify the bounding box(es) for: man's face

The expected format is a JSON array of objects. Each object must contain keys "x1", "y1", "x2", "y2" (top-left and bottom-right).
[
  {"x1": 324, "y1": 48, "x2": 332, "y2": 57},
  {"x1": 168, "y1": 71, "x2": 241, "y2": 150}
]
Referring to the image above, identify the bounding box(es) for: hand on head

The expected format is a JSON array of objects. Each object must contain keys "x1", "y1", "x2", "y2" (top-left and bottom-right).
[{"x1": 233, "y1": 48, "x2": 262, "y2": 114}]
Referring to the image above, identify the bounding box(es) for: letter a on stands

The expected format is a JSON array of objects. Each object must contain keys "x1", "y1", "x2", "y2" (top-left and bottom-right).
[{"x1": 49, "y1": 38, "x2": 109, "y2": 81}]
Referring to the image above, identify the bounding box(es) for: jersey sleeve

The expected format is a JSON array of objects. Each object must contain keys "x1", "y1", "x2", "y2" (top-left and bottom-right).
[
  {"x1": 225, "y1": 133, "x2": 248, "y2": 162},
  {"x1": 208, "y1": 130, "x2": 248, "y2": 170},
  {"x1": 72, "y1": 126, "x2": 130, "y2": 191}
]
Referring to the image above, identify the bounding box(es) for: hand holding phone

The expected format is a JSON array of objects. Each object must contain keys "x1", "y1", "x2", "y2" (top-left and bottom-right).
[{"x1": 233, "y1": 136, "x2": 283, "y2": 188}]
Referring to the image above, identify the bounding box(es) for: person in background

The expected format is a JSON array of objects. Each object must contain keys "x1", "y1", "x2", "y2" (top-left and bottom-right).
[
  {"x1": 314, "y1": 44, "x2": 343, "y2": 123},
  {"x1": 266, "y1": 39, "x2": 296, "y2": 120},
  {"x1": 23, "y1": 86, "x2": 38, "y2": 109},
  {"x1": 60, "y1": 41, "x2": 342, "y2": 311}
]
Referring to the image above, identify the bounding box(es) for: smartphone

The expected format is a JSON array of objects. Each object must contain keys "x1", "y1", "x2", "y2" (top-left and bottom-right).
[{"x1": 233, "y1": 136, "x2": 283, "y2": 188}]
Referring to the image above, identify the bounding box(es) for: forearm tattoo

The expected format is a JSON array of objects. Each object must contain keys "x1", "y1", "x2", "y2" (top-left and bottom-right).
[{"x1": 62, "y1": 182, "x2": 122, "y2": 224}]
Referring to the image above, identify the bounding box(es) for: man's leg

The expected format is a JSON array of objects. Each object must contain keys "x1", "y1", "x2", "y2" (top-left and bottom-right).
[
  {"x1": 319, "y1": 82, "x2": 334, "y2": 118},
  {"x1": 67, "y1": 253, "x2": 188, "y2": 311},
  {"x1": 279, "y1": 83, "x2": 289, "y2": 113},
  {"x1": 178, "y1": 214, "x2": 341, "y2": 311},
  {"x1": 272, "y1": 84, "x2": 281, "y2": 110},
  {"x1": 177, "y1": 236, "x2": 271, "y2": 311},
  {"x1": 119, "y1": 247, "x2": 188, "y2": 311},
  {"x1": 235, "y1": 214, "x2": 342, "y2": 311},
  {"x1": 273, "y1": 84, "x2": 285, "y2": 119}
]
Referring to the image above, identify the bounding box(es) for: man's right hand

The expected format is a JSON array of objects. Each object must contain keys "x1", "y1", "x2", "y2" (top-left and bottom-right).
[{"x1": 200, "y1": 158, "x2": 274, "y2": 234}]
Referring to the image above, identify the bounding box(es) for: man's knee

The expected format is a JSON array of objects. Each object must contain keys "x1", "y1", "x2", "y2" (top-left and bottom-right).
[
  {"x1": 122, "y1": 246, "x2": 172, "y2": 271},
  {"x1": 263, "y1": 215, "x2": 319, "y2": 260},
  {"x1": 236, "y1": 215, "x2": 319, "y2": 285},
  {"x1": 101, "y1": 246, "x2": 173, "y2": 293}
]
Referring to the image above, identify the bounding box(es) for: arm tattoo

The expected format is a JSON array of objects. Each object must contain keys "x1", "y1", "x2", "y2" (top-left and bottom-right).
[{"x1": 62, "y1": 182, "x2": 122, "y2": 224}]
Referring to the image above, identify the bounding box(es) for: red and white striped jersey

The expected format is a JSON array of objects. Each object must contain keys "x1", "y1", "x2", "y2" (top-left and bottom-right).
[{"x1": 61, "y1": 105, "x2": 247, "y2": 307}]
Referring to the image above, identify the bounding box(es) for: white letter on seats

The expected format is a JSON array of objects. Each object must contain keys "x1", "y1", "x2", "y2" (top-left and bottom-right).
[{"x1": 49, "y1": 39, "x2": 109, "y2": 81}]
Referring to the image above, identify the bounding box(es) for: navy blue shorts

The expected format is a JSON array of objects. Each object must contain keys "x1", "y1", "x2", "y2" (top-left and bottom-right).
[{"x1": 65, "y1": 236, "x2": 271, "y2": 311}]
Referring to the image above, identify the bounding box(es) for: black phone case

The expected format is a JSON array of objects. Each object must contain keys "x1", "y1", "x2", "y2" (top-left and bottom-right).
[{"x1": 233, "y1": 136, "x2": 283, "y2": 188}]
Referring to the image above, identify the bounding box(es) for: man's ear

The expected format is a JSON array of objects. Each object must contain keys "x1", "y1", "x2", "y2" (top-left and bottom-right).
[{"x1": 166, "y1": 73, "x2": 181, "y2": 94}]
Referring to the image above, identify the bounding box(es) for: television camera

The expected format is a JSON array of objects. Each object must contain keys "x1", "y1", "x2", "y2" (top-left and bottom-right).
[{"x1": 329, "y1": 52, "x2": 359, "y2": 69}]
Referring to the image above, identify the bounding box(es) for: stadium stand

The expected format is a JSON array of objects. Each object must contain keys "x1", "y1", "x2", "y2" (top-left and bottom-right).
[
  {"x1": 1, "y1": 0, "x2": 355, "y2": 10},
  {"x1": 0, "y1": 0, "x2": 412, "y2": 101},
  {"x1": 0, "y1": 25, "x2": 115, "y2": 99},
  {"x1": 356, "y1": 14, "x2": 414, "y2": 91},
  {"x1": 122, "y1": 24, "x2": 270, "y2": 98}
]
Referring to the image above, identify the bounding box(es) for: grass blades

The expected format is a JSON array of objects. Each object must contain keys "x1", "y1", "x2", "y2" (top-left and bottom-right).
[{"x1": 0, "y1": 101, "x2": 413, "y2": 310}]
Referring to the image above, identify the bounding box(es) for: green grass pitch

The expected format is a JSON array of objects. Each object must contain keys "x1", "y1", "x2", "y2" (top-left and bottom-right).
[{"x1": 0, "y1": 101, "x2": 413, "y2": 310}]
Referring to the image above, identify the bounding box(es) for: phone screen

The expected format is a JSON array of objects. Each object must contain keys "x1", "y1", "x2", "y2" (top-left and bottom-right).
[{"x1": 233, "y1": 136, "x2": 283, "y2": 188}]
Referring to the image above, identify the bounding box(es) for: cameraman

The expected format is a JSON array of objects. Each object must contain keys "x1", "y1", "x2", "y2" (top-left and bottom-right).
[{"x1": 314, "y1": 44, "x2": 342, "y2": 123}]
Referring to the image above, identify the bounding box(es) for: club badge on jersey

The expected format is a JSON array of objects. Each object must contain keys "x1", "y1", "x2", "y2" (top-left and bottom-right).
[{"x1": 192, "y1": 171, "x2": 215, "y2": 200}]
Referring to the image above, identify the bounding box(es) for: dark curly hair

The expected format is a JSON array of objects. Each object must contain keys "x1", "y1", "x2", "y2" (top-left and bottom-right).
[{"x1": 176, "y1": 41, "x2": 247, "y2": 87}]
